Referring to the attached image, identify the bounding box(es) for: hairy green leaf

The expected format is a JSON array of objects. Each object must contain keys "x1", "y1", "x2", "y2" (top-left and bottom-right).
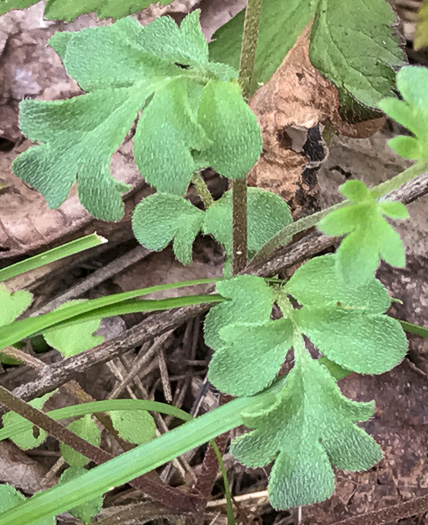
[
  {"x1": 196, "y1": 81, "x2": 262, "y2": 178},
  {"x1": 60, "y1": 415, "x2": 101, "y2": 467},
  {"x1": 59, "y1": 468, "x2": 103, "y2": 524},
  {"x1": 310, "y1": 0, "x2": 404, "y2": 117},
  {"x1": 286, "y1": 255, "x2": 408, "y2": 374},
  {"x1": 2, "y1": 392, "x2": 56, "y2": 450},
  {"x1": 204, "y1": 275, "x2": 275, "y2": 351},
  {"x1": 0, "y1": 285, "x2": 32, "y2": 327},
  {"x1": 318, "y1": 180, "x2": 409, "y2": 284},
  {"x1": 203, "y1": 188, "x2": 292, "y2": 270},
  {"x1": 132, "y1": 193, "x2": 204, "y2": 265},
  {"x1": 0, "y1": 485, "x2": 54, "y2": 524},
  {"x1": 231, "y1": 350, "x2": 382, "y2": 510},
  {"x1": 43, "y1": 300, "x2": 104, "y2": 357},
  {"x1": 379, "y1": 66, "x2": 428, "y2": 161},
  {"x1": 110, "y1": 410, "x2": 156, "y2": 445}
]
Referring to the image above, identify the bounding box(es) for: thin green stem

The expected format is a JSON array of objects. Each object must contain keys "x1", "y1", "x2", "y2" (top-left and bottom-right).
[
  {"x1": 232, "y1": 178, "x2": 248, "y2": 274},
  {"x1": 370, "y1": 161, "x2": 427, "y2": 198},
  {"x1": 191, "y1": 172, "x2": 214, "y2": 208}
]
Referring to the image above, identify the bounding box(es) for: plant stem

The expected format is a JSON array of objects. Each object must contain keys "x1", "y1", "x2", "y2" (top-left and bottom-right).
[
  {"x1": 370, "y1": 161, "x2": 427, "y2": 198},
  {"x1": 232, "y1": 0, "x2": 263, "y2": 276},
  {"x1": 191, "y1": 172, "x2": 214, "y2": 208}
]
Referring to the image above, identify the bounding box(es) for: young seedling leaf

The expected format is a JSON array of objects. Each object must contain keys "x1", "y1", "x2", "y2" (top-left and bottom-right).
[
  {"x1": 133, "y1": 78, "x2": 208, "y2": 195},
  {"x1": 208, "y1": 319, "x2": 293, "y2": 396},
  {"x1": 231, "y1": 351, "x2": 382, "y2": 510},
  {"x1": 59, "y1": 467, "x2": 103, "y2": 524},
  {"x1": 0, "y1": 485, "x2": 54, "y2": 524},
  {"x1": 318, "y1": 180, "x2": 409, "y2": 284},
  {"x1": 286, "y1": 255, "x2": 408, "y2": 375},
  {"x1": 60, "y1": 415, "x2": 101, "y2": 467},
  {"x1": 132, "y1": 193, "x2": 204, "y2": 265},
  {"x1": 310, "y1": 0, "x2": 404, "y2": 115},
  {"x1": 204, "y1": 275, "x2": 276, "y2": 351},
  {"x1": 2, "y1": 391, "x2": 56, "y2": 450},
  {"x1": 110, "y1": 410, "x2": 156, "y2": 445},
  {"x1": 203, "y1": 188, "x2": 292, "y2": 272},
  {"x1": 379, "y1": 66, "x2": 428, "y2": 161},
  {"x1": 196, "y1": 81, "x2": 262, "y2": 179},
  {"x1": 0, "y1": 285, "x2": 32, "y2": 327},
  {"x1": 43, "y1": 300, "x2": 104, "y2": 357}
]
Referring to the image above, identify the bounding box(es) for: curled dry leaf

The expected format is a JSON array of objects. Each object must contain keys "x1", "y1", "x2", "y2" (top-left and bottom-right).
[{"x1": 248, "y1": 23, "x2": 386, "y2": 218}]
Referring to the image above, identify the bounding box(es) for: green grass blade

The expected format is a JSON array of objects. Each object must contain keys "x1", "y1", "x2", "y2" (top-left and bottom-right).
[
  {"x1": 0, "y1": 234, "x2": 106, "y2": 283},
  {"x1": 0, "y1": 399, "x2": 192, "y2": 442},
  {"x1": 0, "y1": 381, "x2": 284, "y2": 524},
  {"x1": 400, "y1": 320, "x2": 428, "y2": 338},
  {"x1": 0, "y1": 278, "x2": 222, "y2": 351}
]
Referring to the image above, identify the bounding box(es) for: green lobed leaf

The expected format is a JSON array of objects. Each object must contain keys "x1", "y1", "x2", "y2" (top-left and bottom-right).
[
  {"x1": 231, "y1": 350, "x2": 382, "y2": 510},
  {"x1": 133, "y1": 78, "x2": 209, "y2": 195},
  {"x1": 196, "y1": 80, "x2": 262, "y2": 179},
  {"x1": 203, "y1": 188, "x2": 292, "y2": 270},
  {"x1": 208, "y1": 320, "x2": 293, "y2": 397},
  {"x1": 59, "y1": 467, "x2": 103, "y2": 524},
  {"x1": 208, "y1": 0, "x2": 317, "y2": 96},
  {"x1": 0, "y1": 285, "x2": 32, "y2": 327},
  {"x1": 286, "y1": 255, "x2": 408, "y2": 375},
  {"x1": 0, "y1": 485, "x2": 54, "y2": 524},
  {"x1": 310, "y1": 0, "x2": 405, "y2": 117},
  {"x1": 318, "y1": 180, "x2": 409, "y2": 284},
  {"x1": 60, "y1": 415, "x2": 101, "y2": 467},
  {"x1": 132, "y1": 193, "x2": 204, "y2": 265},
  {"x1": 379, "y1": 66, "x2": 428, "y2": 161},
  {"x1": 2, "y1": 392, "x2": 56, "y2": 450},
  {"x1": 110, "y1": 410, "x2": 156, "y2": 445},
  {"x1": 204, "y1": 275, "x2": 276, "y2": 351},
  {"x1": 43, "y1": 300, "x2": 104, "y2": 357}
]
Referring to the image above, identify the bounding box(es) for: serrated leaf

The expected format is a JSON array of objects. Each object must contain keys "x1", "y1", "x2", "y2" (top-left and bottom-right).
[
  {"x1": 208, "y1": 320, "x2": 293, "y2": 397},
  {"x1": 60, "y1": 415, "x2": 101, "y2": 467},
  {"x1": 318, "y1": 180, "x2": 408, "y2": 284},
  {"x1": 59, "y1": 467, "x2": 103, "y2": 524},
  {"x1": 43, "y1": 300, "x2": 104, "y2": 357},
  {"x1": 203, "y1": 188, "x2": 292, "y2": 269},
  {"x1": 0, "y1": 285, "x2": 32, "y2": 327},
  {"x1": 2, "y1": 392, "x2": 56, "y2": 450},
  {"x1": 286, "y1": 255, "x2": 408, "y2": 375},
  {"x1": 310, "y1": 0, "x2": 404, "y2": 116},
  {"x1": 379, "y1": 66, "x2": 428, "y2": 161},
  {"x1": 110, "y1": 410, "x2": 156, "y2": 445},
  {"x1": 196, "y1": 81, "x2": 262, "y2": 178},
  {"x1": 231, "y1": 352, "x2": 382, "y2": 510},
  {"x1": 134, "y1": 78, "x2": 208, "y2": 195},
  {"x1": 13, "y1": 88, "x2": 146, "y2": 221},
  {"x1": 132, "y1": 193, "x2": 204, "y2": 265},
  {"x1": 0, "y1": 485, "x2": 54, "y2": 524},
  {"x1": 204, "y1": 275, "x2": 275, "y2": 351},
  {"x1": 209, "y1": 0, "x2": 317, "y2": 96}
]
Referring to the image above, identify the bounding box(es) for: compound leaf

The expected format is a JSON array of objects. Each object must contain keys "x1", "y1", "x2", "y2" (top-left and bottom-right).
[
  {"x1": 134, "y1": 78, "x2": 208, "y2": 195},
  {"x1": 59, "y1": 467, "x2": 103, "y2": 524},
  {"x1": 60, "y1": 415, "x2": 101, "y2": 467},
  {"x1": 318, "y1": 180, "x2": 408, "y2": 284},
  {"x1": 132, "y1": 193, "x2": 204, "y2": 265},
  {"x1": 286, "y1": 255, "x2": 408, "y2": 375},
  {"x1": 310, "y1": 0, "x2": 405, "y2": 116},
  {"x1": 2, "y1": 392, "x2": 56, "y2": 450},
  {"x1": 204, "y1": 275, "x2": 275, "y2": 351},
  {"x1": 208, "y1": 319, "x2": 293, "y2": 397},
  {"x1": 196, "y1": 81, "x2": 262, "y2": 179},
  {"x1": 0, "y1": 485, "x2": 54, "y2": 524},
  {"x1": 203, "y1": 188, "x2": 292, "y2": 271},
  {"x1": 379, "y1": 66, "x2": 428, "y2": 161},
  {"x1": 231, "y1": 352, "x2": 382, "y2": 510},
  {"x1": 110, "y1": 410, "x2": 156, "y2": 445},
  {"x1": 43, "y1": 300, "x2": 104, "y2": 357},
  {"x1": 0, "y1": 285, "x2": 32, "y2": 327}
]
